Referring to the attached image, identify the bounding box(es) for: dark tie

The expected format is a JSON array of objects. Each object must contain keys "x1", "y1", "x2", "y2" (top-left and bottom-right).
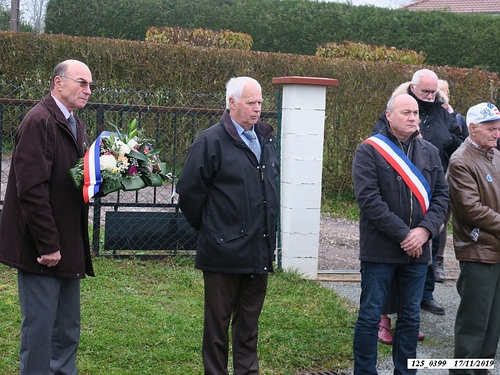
[
  {"x1": 243, "y1": 130, "x2": 261, "y2": 160},
  {"x1": 68, "y1": 114, "x2": 77, "y2": 140}
]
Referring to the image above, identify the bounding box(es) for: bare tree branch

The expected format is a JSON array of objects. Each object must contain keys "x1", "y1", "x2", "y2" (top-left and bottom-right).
[{"x1": 20, "y1": 0, "x2": 47, "y2": 32}]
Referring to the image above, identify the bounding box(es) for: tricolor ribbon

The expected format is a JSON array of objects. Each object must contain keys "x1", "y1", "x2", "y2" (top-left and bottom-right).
[
  {"x1": 82, "y1": 131, "x2": 116, "y2": 203},
  {"x1": 364, "y1": 134, "x2": 432, "y2": 214}
]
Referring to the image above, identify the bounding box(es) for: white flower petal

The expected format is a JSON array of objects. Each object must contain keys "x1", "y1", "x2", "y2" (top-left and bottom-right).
[
  {"x1": 115, "y1": 140, "x2": 131, "y2": 157},
  {"x1": 100, "y1": 154, "x2": 117, "y2": 171}
]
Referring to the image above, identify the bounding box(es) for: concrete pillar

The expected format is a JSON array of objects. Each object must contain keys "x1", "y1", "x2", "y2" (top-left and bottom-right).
[{"x1": 272, "y1": 76, "x2": 339, "y2": 279}]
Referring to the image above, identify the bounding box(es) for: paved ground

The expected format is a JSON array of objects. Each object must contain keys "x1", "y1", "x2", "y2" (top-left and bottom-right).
[
  {"x1": 318, "y1": 216, "x2": 460, "y2": 278},
  {"x1": 321, "y1": 279, "x2": 453, "y2": 374},
  {"x1": 318, "y1": 217, "x2": 499, "y2": 375},
  {"x1": 322, "y1": 278, "x2": 500, "y2": 374}
]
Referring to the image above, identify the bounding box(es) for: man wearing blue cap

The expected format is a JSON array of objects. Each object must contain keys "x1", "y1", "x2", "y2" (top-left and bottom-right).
[{"x1": 447, "y1": 102, "x2": 500, "y2": 373}]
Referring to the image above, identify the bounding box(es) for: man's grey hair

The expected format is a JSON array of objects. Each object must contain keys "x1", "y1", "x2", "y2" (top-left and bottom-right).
[
  {"x1": 50, "y1": 61, "x2": 69, "y2": 90},
  {"x1": 386, "y1": 95, "x2": 398, "y2": 112},
  {"x1": 411, "y1": 68, "x2": 438, "y2": 86},
  {"x1": 225, "y1": 77, "x2": 261, "y2": 109}
]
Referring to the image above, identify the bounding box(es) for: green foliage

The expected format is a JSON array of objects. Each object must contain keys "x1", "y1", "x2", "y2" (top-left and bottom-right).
[
  {"x1": 44, "y1": 0, "x2": 168, "y2": 40},
  {"x1": 0, "y1": 32, "x2": 498, "y2": 194},
  {"x1": 317, "y1": 40, "x2": 426, "y2": 65},
  {"x1": 322, "y1": 190, "x2": 359, "y2": 221},
  {"x1": 0, "y1": 7, "x2": 36, "y2": 32},
  {"x1": 44, "y1": 0, "x2": 500, "y2": 72},
  {"x1": 0, "y1": 7, "x2": 8, "y2": 30},
  {"x1": 0, "y1": 259, "x2": 358, "y2": 374},
  {"x1": 347, "y1": 7, "x2": 500, "y2": 72},
  {"x1": 145, "y1": 26, "x2": 253, "y2": 50},
  {"x1": 160, "y1": 0, "x2": 346, "y2": 55}
]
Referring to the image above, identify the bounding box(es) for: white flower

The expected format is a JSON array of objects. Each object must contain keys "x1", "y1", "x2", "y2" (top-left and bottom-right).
[
  {"x1": 127, "y1": 138, "x2": 139, "y2": 150},
  {"x1": 115, "y1": 140, "x2": 131, "y2": 157},
  {"x1": 100, "y1": 154, "x2": 117, "y2": 171}
]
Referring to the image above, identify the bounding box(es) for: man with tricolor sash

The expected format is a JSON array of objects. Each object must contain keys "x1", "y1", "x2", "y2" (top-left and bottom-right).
[{"x1": 352, "y1": 94, "x2": 449, "y2": 374}]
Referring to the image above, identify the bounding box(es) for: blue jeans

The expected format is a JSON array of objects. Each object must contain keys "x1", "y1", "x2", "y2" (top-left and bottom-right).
[{"x1": 353, "y1": 261, "x2": 427, "y2": 375}]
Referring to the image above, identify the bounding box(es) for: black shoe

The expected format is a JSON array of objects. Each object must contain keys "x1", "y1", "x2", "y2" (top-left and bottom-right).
[
  {"x1": 434, "y1": 257, "x2": 445, "y2": 283},
  {"x1": 421, "y1": 299, "x2": 445, "y2": 315}
]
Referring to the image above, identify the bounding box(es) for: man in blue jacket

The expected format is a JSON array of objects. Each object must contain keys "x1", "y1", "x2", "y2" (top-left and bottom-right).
[
  {"x1": 352, "y1": 94, "x2": 448, "y2": 374},
  {"x1": 176, "y1": 76, "x2": 280, "y2": 375}
]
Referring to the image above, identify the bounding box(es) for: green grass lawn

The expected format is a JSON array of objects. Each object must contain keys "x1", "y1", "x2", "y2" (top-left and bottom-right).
[{"x1": 0, "y1": 257, "x2": 359, "y2": 375}]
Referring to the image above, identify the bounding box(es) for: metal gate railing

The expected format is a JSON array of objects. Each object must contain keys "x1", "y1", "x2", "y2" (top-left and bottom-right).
[{"x1": 0, "y1": 95, "x2": 279, "y2": 258}]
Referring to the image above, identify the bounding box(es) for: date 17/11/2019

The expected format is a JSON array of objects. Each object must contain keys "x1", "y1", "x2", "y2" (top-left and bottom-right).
[{"x1": 407, "y1": 359, "x2": 494, "y2": 370}]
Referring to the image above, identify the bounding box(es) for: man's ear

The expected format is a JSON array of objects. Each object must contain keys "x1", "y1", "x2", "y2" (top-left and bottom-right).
[
  {"x1": 54, "y1": 76, "x2": 63, "y2": 90},
  {"x1": 385, "y1": 109, "x2": 391, "y2": 123},
  {"x1": 469, "y1": 123, "x2": 476, "y2": 135}
]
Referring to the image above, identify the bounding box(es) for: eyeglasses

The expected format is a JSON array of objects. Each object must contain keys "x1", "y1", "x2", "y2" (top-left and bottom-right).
[
  {"x1": 413, "y1": 85, "x2": 436, "y2": 96},
  {"x1": 420, "y1": 89, "x2": 437, "y2": 96},
  {"x1": 60, "y1": 76, "x2": 96, "y2": 91}
]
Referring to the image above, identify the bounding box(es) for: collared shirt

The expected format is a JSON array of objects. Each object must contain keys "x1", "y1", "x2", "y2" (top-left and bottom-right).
[
  {"x1": 51, "y1": 94, "x2": 72, "y2": 121},
  {"x1": 466, "y1": 137, "x2": 495, "y2": 155},
  {"x1": 231, "y1": 118, "x2": 260, "y2": 152}
]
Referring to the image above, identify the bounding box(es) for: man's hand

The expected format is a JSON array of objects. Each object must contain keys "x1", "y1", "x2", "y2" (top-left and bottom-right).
[
  {"x1": 37, "y1": 251, "x2": 61, "y2": 267},
  {"x1": 400, "y1": 227, "x2": 431, "y2": 258}
]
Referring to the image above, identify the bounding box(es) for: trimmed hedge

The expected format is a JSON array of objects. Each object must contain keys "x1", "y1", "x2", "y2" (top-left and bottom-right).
[
  {"x1": 316, "y1": 41, "x2": 426, "y2": 65},
  {"x1": 42, "y1": 0, "x2": 500, "y2": 73},
  {"x1": 145, "y1": 27, "x2": 253, "y2": 51},
  {"x1": 1, "y1": 32, "x2": 498, "y2": 195}
]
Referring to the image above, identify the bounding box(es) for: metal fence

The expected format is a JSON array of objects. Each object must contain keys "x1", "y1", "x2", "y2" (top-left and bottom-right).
[{"x1": 0, "y1": 84, "x2": 279, "y2": 258}]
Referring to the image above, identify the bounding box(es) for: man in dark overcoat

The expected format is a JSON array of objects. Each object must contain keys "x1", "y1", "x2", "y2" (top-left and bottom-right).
[{"x1": 0, "y1": 59, "x2": 95, "y2": 374}]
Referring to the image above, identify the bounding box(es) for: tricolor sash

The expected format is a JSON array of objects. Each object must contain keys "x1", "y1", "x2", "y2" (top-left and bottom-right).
[
  {"x1": 82, "y1": 131, "x2": 116, "y2": 203},
  {"x1": 364, "y1": 134, "x2": 432, "y2": 214}
]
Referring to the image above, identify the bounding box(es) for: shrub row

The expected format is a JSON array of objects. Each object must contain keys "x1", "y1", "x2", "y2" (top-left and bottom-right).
[
  {"x1": 0, "y1": 32, "x2": 498, "y2": 195},
  {"x1": 316, "y1": 41, "x2": 426, "y2": 65},
  {"x1": 145, "y1": 26, "x2": 253, "y2": 51},
  {"x1": 42, "y1": 0, "x2": 500, "y2": 73}
]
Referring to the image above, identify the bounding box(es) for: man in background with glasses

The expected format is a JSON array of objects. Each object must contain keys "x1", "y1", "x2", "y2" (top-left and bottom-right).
[
  {"x1": 0, "y1": 59, "x2": 95, "y2": 374},
  {"x1": 372, "y1": 69, "x2": 465, "y2": 323},
  {"x1": 408, "y1": 69, "x2": 465, "y2": 317}
]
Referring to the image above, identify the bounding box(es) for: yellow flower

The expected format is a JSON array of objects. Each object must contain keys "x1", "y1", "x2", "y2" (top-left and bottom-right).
[{"x1": 117, "y1": 155, "x2": 129, "y2": 166}]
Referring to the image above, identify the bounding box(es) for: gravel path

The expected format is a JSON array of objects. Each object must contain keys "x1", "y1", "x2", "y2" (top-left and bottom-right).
[
  {"x1": 318, "y1": 216, "x2": 499, "y2": 375},
  {"x1": 318, "y1": 215, "x2": 459, "y2": 277}
]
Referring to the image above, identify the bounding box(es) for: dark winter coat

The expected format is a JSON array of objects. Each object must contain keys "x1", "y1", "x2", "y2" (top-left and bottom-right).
[
  {"x1": 452, "y1": 111, "x2": 469, "y2": 138},
  {"x1": 0, "y1": 94, "x2": 94, "y2": 279},
  {"x1": 372, "y1": 85, "x2": 465, "y2": 172},
  {"x1": 353, "y1": 127, "x2": 449, "y2": 264},
  {"x1": 176, "y1": 110, "x2": 280, "y2": 274}
]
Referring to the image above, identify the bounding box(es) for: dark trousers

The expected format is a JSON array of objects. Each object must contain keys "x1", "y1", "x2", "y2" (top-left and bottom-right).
[
  {"x1": 451, "y1": 261, "x2": 500, "y2": 375},
  {"x1": 423, "y1": 236, "x2": 439, "y2": 301},
  {"x1": 383, "y1": 238, "x2": 438, "y2": 315},
  {"x1": 202, "y1": 271, "x2": 268, "y2": 375},
  {"x1": 18, "y1": 270, "x2": 80, "y2": 375}
]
